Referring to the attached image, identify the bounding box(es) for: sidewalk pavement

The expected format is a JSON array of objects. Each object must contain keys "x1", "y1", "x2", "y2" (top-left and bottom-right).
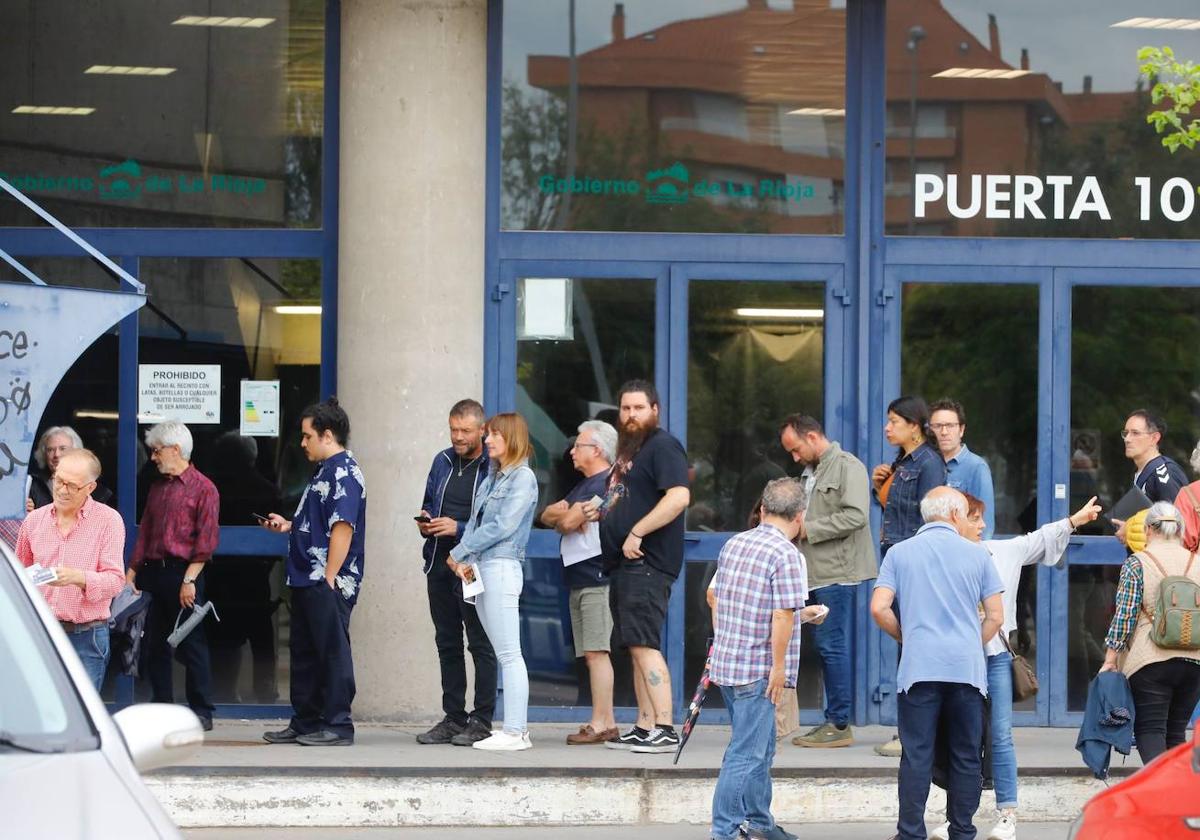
[{"x1": 148, "y1": 721, "x2": 1122, "y2": 829}]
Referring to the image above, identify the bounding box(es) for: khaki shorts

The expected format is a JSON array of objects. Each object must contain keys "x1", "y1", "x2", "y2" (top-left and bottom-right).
[{"x1": 569, "y1": 585, "x2": 613, "y2": 657}]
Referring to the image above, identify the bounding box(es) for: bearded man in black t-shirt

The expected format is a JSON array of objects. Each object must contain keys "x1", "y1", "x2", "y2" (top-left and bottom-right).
[{"x1": 587, "y1": 379, "x2": 690, "y2": 754}]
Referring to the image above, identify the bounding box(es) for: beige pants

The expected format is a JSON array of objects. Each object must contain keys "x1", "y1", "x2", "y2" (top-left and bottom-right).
[{"x1": 775, "y1": 687, "x2": 800, "y2": 740}]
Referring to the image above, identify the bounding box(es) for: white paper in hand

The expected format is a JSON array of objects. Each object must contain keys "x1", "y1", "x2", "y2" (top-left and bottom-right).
[
  {"x1": 562, "y1": 522, "x2": 601, "y2": 567},
  {"x1": 800, "y1": 604, "x2": 829, "y2": 624},
  {"x1": 461, "y1": 563, "x2": 485, "y2": 603},
  {"x1": 28, "y1": 564, "x2": 58, "y2": 586}
]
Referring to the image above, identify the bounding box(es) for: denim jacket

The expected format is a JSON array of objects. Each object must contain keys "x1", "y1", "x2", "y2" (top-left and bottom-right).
[
  {"x1": 420, "y1": 447, "x2": 490, "y2": 574},
  {"x1": 879, "y1": 441, "x2": 946, "y2": 548},
  {"x1": 452, "y1": 460, "x2": 538, "y2": 565}
]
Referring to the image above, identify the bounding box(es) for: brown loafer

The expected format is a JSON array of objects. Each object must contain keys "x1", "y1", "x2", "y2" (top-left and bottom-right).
[{"x1": 566, "y1": 725, "x2": 619, "y2": 745}]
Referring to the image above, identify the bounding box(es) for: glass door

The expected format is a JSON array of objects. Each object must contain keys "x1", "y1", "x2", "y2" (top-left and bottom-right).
[
  {"x1": 675, "y1": 261, "x2": 848, "y2": 724},
  {"x1": 494, "y1": 260, "x2": 668, "y2": 718},
  {"x1": 1052, "y1": 270, "x2": 1200, "y2": 725},
  {"x1": 884, "y1": 265, "x2": 1052, "y2": 725}
]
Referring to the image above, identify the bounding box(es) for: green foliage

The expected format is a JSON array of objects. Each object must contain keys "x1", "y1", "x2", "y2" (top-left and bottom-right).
[{"x1": 1139, "y1": 46, "x2": 1200, "y2": 153}]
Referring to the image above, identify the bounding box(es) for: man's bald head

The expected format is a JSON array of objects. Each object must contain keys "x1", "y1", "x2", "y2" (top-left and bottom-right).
[
  {"x1": 57, "y1": 448, "x2": 101, "y2": 483},
  {"x1": 920, "y1": 486, "x2": 967, "y2": 527}
]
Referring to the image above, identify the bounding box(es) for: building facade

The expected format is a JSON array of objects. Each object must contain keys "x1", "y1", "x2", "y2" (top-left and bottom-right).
[{"x1": 2, "y1": 0, "x2": 1199, "y2": 726}]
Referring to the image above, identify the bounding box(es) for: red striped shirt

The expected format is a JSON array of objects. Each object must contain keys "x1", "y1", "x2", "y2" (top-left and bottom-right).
[{"x1": 17, "y1": 496, "x2": 126, "y2": 623}]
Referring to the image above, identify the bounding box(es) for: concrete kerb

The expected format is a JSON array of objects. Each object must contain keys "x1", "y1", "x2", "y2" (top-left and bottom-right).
[{"x1": 147, "y1": 766, "x2": 1119, "y2": 828}]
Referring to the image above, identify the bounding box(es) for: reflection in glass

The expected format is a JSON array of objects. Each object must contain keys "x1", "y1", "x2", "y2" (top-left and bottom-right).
[
  {"x1": 687, "y1": 281, "x2": 823, "y2": 532},
  {"x1": 886, "y1": 1, "x2": 1200, "y2": 238},
  {"x1": 128, "y1": 258, "x2": 320, "y2": 706},
  {"x1": 0, "y1": 1, "x2": 323, "y2": 228},
  {"x1": 902, "y1": 283, "x2": 1038, "y2": 535},
  {"x1": 1067, "y1": 564, "x2": 1120, "y2": 710},
  {"x1": 518, "y1": 277, "x2": 655, "y2": 706},
  {"x1": 1070, "y1": 286, "x2": 1200, "y2": 525},
  {"x1": 684, "y1": 562, "x2": 824, "y2": 712},
  {"x1": 501, "y1": 1, "x2": 846, "y2": 233}
]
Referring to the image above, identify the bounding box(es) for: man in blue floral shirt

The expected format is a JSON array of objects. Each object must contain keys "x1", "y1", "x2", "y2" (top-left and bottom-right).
[{"x1": 261, "y1": 397, "x2": 366, "y2": 747}]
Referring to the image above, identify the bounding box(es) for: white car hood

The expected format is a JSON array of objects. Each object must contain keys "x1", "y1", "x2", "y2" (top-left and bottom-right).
[{"x1": 0, "y1": 749, "x2": 168, "y2": 839}]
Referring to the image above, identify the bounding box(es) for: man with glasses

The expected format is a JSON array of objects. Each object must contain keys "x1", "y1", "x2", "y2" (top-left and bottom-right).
[
  {"x1": 541, "y1": 419, "x2": 619, "y2": 745},
  {"x1": 1123, "y1": 409, "x2": 1188, "y2": 505},
  {"x1": 928, "y1": 398, "x2": 995, "y2": 539},
  {"x1": 17, "y1": 449, "x2": 125, "y2": 692},
  {"x1": 126, "y1": 420, "x2": 220, "y2": 731}
]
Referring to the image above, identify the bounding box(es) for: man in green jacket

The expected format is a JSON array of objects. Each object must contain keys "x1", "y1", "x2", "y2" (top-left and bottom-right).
[{"x1": 779, "y1": 414, "x2": 877, "y2": 748}]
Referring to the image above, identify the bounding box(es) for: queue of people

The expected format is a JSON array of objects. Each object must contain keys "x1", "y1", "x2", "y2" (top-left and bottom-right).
[{"x1": 14, "y1": 382, "x2": 1200, "y2": 838}]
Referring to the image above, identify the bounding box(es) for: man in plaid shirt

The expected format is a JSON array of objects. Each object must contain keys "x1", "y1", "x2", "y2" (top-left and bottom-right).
[{"x1": 710, "y1": 478, "x2": 826, "y2": 840}]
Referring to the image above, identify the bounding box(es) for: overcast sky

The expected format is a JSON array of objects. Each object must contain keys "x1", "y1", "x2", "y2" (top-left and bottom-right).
[{"x1": 503, "y1": 0, "x2": 1200, "y2": 94}]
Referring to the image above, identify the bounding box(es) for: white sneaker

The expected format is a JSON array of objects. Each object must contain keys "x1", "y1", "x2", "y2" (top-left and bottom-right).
[
  {"x1": 987, "y1": 812, "x2": 1017, "y2": 840},
  {"x1": 471, "y1": 730, "x2": 532, "y2": 751},
  {"x1": 928, "y1": 822, "x2": 950, "y2": 840}
]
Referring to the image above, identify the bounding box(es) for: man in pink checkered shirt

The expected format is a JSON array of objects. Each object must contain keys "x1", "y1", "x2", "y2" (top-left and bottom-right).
[{"x1": 17, "y1": 448, "x2": 126, "y2": 691}]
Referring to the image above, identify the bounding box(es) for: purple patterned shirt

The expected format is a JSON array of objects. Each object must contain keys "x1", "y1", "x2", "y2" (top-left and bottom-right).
[{"x1": 711, "y1": 523, "x2": 809, "y2": 687}]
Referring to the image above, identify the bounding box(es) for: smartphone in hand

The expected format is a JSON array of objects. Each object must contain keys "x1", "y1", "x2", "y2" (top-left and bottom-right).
[
  {"x1": 414, "y1": 515, "x2": 432, "y2": 523},
  {"x1": 252, "y1": 512, "x2": 269, "y2": 524}
]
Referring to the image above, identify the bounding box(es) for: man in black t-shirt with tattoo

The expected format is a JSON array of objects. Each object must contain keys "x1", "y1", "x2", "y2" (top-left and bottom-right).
[
  {"x1": 588, "y1": 380, "x2": 690, "y2": 754},
  {"x1": 415, "y1": 399, "x2": 496, "y2": 746}
]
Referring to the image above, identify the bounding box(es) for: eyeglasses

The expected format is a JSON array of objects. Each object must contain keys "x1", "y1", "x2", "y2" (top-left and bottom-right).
[
  {"x1": 929, "y1": 423, "x2": 961, "y2": 432},
  {"x1": 571, "y1": 442, "x2": 600, "y2": 451},
  {"x1": 1119, "y1": 429, "x2": 1150, "y2": 439},
  {"x1": 149, "y1": 445, "x2": 176, "y2": 456},
  {"x1": 52, "y1": 477, "x2": 92, "y2": 494}
]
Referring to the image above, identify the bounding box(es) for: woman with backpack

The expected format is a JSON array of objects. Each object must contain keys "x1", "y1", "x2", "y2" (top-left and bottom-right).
[{"x1": 1099, "y1": 501, "x2": 1200, "y2": 765}]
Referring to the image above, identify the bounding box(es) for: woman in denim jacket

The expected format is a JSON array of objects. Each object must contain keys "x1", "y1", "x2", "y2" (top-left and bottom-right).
[
  {"x1": 871, "y1": 395, "x2": 946, "y2": 556},
  {"x1": 447, "y1": 412, "x2": 539, "y2": 751}
]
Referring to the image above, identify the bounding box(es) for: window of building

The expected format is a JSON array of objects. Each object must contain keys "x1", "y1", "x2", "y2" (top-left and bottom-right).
[
  {"x1": 886, "y1": 0, "x2": 1200, "y2": 238},
  {"x1": 0, "y1": 1, "x2": 323, "y2": 229},
  {"x1": 500, "y1": 1, "x2": 846, "y2": 234}
]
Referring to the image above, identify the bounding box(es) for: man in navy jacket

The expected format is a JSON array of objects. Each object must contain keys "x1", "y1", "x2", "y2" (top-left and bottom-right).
[{"x1": 415, "y1": 399, "x2": 495, "y2": 746}]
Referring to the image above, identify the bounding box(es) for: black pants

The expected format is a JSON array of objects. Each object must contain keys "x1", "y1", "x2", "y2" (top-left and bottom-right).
[
  {"x1": 897, "y1": 681, "x2": 984, "y2": 840},
  {"x1": 1129, "y1": 658, "x2": 1200, "y2": 765},
  {"x1": 427, "y1": 558, "x2": 496, "y2": 726},
  {"x1": 137, "y1": 562, "x2": 215, "y2": 719},
  {"x1": 289, "y1": 583, "x2": 356, "y2": 739}
]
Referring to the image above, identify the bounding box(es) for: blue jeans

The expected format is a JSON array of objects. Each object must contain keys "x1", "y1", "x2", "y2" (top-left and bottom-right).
[
  {"x1": 987, "y1": 651, "x2": 1017, "y2": 809},
  {"x1": 897, "y1": 681, "x2": 984, "y2": 840},
  {"x1": 67, "y1": 624, "x2": 110, "y2": 693},
  {"x1": 712, "y1": 678, "x2": 777, "y2": 840},
  {"x1": 810, "y1": 583, "x2": 853, "y2": 727},
  {"x1": 475, "y1": 558, "x2": 528, "y2": 734}
]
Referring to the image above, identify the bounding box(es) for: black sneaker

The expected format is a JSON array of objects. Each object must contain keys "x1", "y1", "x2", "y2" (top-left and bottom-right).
[
  {"x1": 263, "y1": 726, "x2": 300, "y2": 744},
  {"x1": 604, "y1": 726, "x2": 650, "y2": 750},
  {"x1": 630, "y1": 727, "x2": 680, "y2": 753},
  {"x1": 450, "y1": 717, "x2": 493, "y2": 746},
  {"x1": 416, "y1": 716, "x2": 465, "y2": 745}
]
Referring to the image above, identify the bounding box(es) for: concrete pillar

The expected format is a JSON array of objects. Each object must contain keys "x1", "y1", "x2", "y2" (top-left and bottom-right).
[{"x1": 337, "y1": 0, "x2": 488, "y2": 720}]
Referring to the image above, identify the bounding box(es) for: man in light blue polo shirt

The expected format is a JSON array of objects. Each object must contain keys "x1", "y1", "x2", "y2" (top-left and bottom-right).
[
  {"x1": 871, "y1": 486, "x2": 1004, "y2": 840},
  {"x1": 930, "y1": 398, "x2": 996, "y2": 539}
]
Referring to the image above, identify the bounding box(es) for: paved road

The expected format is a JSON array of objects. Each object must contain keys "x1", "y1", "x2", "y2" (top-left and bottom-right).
[{"x1": 186, "y1": 823, "x2": 1070, "y2": 839}]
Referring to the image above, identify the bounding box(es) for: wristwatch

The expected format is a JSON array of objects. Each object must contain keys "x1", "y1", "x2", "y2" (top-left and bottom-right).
[{"x1": 183, "y1": 576, "x2": 197, "y2": 585}]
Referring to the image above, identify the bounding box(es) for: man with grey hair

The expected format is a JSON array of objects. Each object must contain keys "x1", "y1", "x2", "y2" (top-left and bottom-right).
[
  {"x1": 870, "y1": 486, "x2": 1004, "y2": 840},
  {"x1": 27, "y1": 425, "x2": 113, "y2": 510},
  {"x1": 126, "y1": 420, "x2": 219, "y2": 730},
  {"x1": 541, "y1": 418, "x2": 619, "y2": 745},
  {"x1": 708, "y1": 477, "x2": 824, "y2": 840}
]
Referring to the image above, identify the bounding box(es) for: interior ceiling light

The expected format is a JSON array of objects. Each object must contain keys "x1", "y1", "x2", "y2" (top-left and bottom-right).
[
  {"x1": 788, "y1": 107, "x2": 847, "y2": 117},
  {"x1": 86, "y1": 65, "x2": 176, "y2": 76},
  {"x1": 933, "y1": 68, "x2": 1030, "y2": 79},
  {"x1": 274, "y1": 305, "x2": 322, "y2": 315},
  {"x1": 735, "y1": 307, "x2": 824, "y2": 319},
  {"x1": 1112, "y1": 17, "x2": 1200, "y2": 29},
  {"x1": 12, "y1": 105, "x2": 95, "y2": 115},
  {"x1": 172, "y1": 16, "x2": 275, "y2": 28}
]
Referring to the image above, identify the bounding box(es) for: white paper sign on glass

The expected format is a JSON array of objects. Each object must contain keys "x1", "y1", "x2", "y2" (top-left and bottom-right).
[
  {"x1": 519, "y1": 277, "x2": 573, "y2": 341},
  {"x1": 240, "y1": 380, "x2": 281, "y2": 437},
  {"x1": 137, "y1": 364, "x2": 221, "y2": 424}
]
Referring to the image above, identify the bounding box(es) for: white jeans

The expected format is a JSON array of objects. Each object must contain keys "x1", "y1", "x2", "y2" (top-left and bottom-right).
[{"x1": 474, "y1": 558, "x2": 528, "y2": 734}]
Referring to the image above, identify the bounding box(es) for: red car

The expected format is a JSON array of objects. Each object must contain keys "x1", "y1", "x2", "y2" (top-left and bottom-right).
[{"x1": 1068, "y1": 725, "x2": 1200, "y2": 839}]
